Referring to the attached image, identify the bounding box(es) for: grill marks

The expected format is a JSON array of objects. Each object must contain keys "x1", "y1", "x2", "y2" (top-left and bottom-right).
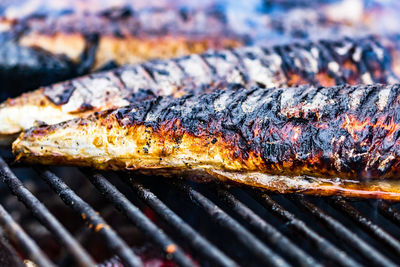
[
  {"x1": 42, "y1": 35, "x2": 400, "y2": 109},
  {"x1": 76, "y1": 33, "x2": 100, "y2": 75},
  {"x1": 109, "y1": 84, "x2": 400, "y2": 180}
]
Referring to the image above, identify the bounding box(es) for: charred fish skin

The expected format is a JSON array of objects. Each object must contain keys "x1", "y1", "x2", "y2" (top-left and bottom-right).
[
  {"x1": 0, "y1": 4, "x2": 242, "y2": 99},
  {"x1": 13, "y1": 83, "x2": 400, "y2": 200},
  {"x1": 1, "y1": 35, "x2": 399, "y2": 146},
  {"x1": 29, "y1": 35, "x2": 400, "y2": 104}
]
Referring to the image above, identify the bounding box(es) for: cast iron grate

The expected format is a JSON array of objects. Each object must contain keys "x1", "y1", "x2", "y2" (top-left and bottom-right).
[{"x1": 0, "y1": 149, "x2": 399, "y2": 267}]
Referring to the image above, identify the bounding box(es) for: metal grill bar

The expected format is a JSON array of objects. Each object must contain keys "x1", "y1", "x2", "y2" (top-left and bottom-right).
[
  {"x1": 331, "y1": 197, "x2": 400, "y2": 255},
  {"x1": 251, "y1": 191, "x2": 361, "y2": 267},
  {"x1": 172, "y1": 180, "x2": 290, "y2": 267},
  {"x1": 0, "y1": 157, "x2": 96, "y2": 267},
  {"x1": 84, "y1": 170, "x2": 195, "y2": 267},
  {"x1": 36, "y1": 167, "x2": 143, "y2": 267},
  {"x1": 292, "y1": 195, "x2": 396, "y2": 267},
  {"x1": 377, "y1": 200, "x2": 400, "y2": 225},
  {"x1": 214, "y1": 186, "x2": 319, "y2": 267},
  {"x1": 0, "y1": 204, "x2": 54, "y2": 267},
  {"x1": 127, "y1": 176, "x2": 238, "y2": 267}
]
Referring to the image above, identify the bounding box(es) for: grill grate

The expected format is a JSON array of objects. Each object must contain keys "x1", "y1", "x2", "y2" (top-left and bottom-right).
[
  {"x1": 35, "y1": 167, "x2": 143, "y2": 267},
  {"x1": 0, "y1": 151, "x2": 400, "y2": 266},
  {"x1": 330, "y1": 197, "x2": 400, "y2": 255},
  {"x1": 291, "y1": 196, "x2": 396, "y2": 267},
  {"x1": 252, "y1": 192, "x2": 360, "y2": 267},
  {"x1": 126, "y1": 175, "x2": 237, "y2": 267},
  {"x1": 378, "y1": 201, "x2": 400, "y2": 225},
  {"x1": 0, "y1": 157, "x2": 95, "y2": 267},
  {"x1": 173, "y1": 179, "x2": 290, "y2": 267},
  {"x1": 213, "y1": 186, "x2": 318, "y2": 266},
  {"x1": 0, "y1": 203, "x2": 54, "y2": 267},
  {"x1": 83, "y1": 170, "x2": 194, "y2": 267}
]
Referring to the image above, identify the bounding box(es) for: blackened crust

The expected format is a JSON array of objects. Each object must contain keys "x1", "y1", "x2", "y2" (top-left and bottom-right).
[{"x1": 113, "y1": 83, "x2": 400, "y2": 180}]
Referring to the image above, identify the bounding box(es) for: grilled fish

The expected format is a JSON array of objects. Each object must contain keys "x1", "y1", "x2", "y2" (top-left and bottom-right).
[
  {"x1": 0, "y1": 2, "x2": 243, "y2": 99},
  {"x1": 13, "y1": 83, "x2": 400, "y2": 200},
  {"x1": 1, "y1": 35, "x2": 398, "y2": 145}
]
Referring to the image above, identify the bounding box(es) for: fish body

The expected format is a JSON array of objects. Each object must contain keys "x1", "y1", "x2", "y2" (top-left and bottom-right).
[
  {"x1": 1, "y1": 35, "x2": 398, "y2": 145},
  {"x1": 0, "y1": 2, "x2": 243, "y2": 99},
  {"x1": 13, "y1": 83, "x2": 400, "y2": 200}
]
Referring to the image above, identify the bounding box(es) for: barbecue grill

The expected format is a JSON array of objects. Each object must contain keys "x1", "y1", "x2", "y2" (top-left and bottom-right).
[
  {"x1": 0, "y1": 147, "x2": 399, "y2": 267},
  {"x1": 2, "y1": 1, "x2": 400, "y2": 266}
]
